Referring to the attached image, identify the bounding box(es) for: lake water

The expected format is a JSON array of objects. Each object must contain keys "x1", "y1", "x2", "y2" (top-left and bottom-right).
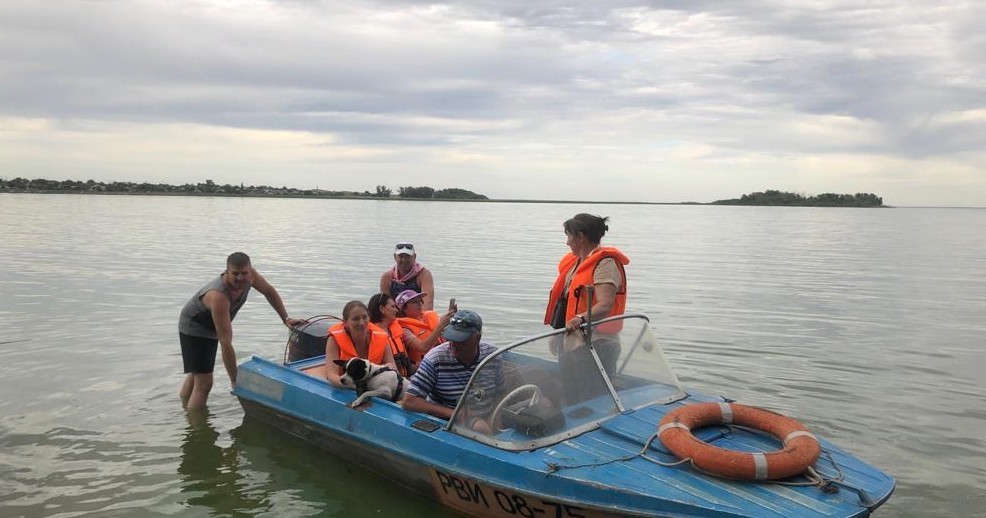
[{"x1": 0, "y1": 193, "x2": 983, "y2": 517}]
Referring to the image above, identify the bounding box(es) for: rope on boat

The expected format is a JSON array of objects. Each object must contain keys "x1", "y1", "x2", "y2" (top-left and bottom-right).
[
  {"x1": 544, "y1": 431, "x2": 692, "y2": 473},
  {"x1": 282, "y1": 314, "x2": 340, "y2": 364},
  {"x1": 546, "y1": 426, "x2": 865, "y2": 502},
  {"x1": 658, "y1": 429, "x2": 868, "y2": 499}
]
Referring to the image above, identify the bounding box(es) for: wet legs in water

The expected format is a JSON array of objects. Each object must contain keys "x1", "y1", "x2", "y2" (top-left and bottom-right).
[{"x1": 180, "y1": 373, "x2": 214, "y2": 409}]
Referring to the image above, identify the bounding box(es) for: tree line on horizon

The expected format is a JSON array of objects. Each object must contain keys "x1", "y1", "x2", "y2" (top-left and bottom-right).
[
  {"x1": 0, "y1": 177, "x2": 488, "y2": 200},
  {"x1": 375, "y1": 184, "x2": 487, "y2": 200},
  {"x1": 712, "y1": 190, "x2": 884, "y2": 207}
]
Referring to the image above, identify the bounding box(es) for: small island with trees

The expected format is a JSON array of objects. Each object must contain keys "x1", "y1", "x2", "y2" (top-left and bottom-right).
[{"x1": 712, "y1": 190, "x2": 884, "y2": 207}]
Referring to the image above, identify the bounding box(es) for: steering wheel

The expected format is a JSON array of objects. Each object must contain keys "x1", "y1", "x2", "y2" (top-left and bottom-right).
[{"x1": 491, "y1": 384, "x2": 541, "y2": 432}]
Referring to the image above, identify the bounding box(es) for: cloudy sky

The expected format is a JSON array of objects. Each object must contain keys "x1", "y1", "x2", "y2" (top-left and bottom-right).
[{"x1": 1, "y1": 1, "x2": 983, "y2": 206}]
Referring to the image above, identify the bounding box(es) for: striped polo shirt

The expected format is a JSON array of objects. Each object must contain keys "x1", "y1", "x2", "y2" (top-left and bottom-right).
[{"x1": 406, "y1": 341, "x2": 502, "y2": 411}]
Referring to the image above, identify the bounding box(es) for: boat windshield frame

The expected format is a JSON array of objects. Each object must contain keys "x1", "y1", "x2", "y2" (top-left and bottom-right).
[{"x1": 446, "y1": 313, "x2": 687, "y2": 451}]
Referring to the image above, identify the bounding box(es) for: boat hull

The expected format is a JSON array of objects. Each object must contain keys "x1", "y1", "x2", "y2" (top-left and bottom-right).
[
  {"x1": 233, "y1": 353, "x2": 894, "y2": 518},
  {"x1": 239, "y1": 397, "x2": 649, "y2": 517}
]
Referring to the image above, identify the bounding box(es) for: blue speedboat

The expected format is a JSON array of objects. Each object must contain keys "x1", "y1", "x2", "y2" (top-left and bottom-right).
[{"x1": 233, "y1": 314, "x2": 895, "y2": 517}]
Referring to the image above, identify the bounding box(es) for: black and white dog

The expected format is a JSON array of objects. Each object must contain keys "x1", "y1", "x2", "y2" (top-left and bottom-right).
[{"x1": 333, "y1": 358, "x2": 405, "y2": 407}]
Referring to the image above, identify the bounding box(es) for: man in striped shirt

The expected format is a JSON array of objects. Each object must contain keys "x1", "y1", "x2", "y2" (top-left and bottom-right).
[{"x1": 402, "y1": 309, "x2": 502, "y2": 433}]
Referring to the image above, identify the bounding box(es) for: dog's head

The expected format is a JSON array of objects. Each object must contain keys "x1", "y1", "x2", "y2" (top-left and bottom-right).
[{"x1": 333, "y1": 358, "x2": 371, "y2": 388}]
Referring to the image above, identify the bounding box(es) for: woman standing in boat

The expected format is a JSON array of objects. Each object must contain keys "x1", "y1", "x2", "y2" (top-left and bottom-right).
[
  {"x1": 544, "y1": 213, "x2": 629, "y2": 402},
  {"x1": 325, "y1": 300, "x2": 398, "y2": 387},
  {"x1": 380, "y1": 242, "x2": 435, "y2": 310},
  {"x1": 368, "y1": 292, "x2": 414, "y2": 377}
]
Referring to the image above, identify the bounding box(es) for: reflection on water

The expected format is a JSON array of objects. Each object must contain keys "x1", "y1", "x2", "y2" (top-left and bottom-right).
[
  {"x1": 179, "y1": 410, "x2": 273, "y2": 516},
  {"x1": 177, "y1": 411, "x2": 449, "y2": 517}
]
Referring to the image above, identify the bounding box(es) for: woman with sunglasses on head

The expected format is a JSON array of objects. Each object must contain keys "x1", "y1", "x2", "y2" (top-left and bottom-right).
[
  {"x1": 368, "y1": 292, "x2": 415, "y2": 377},
  {"x1": 380, "y1": 242, "x2": 435, "y2": 310},
  {"x1": 544, "y1": 213, "x2": 630, "y2": 403}
]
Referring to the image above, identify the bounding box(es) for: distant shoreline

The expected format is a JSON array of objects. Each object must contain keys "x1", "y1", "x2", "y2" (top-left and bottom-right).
[
  {"x1": 1, "y1": 184, "x2": 891, "y2": 207},
  {"x1": 1, "y1": 190, "x2": 902, "y2": 207},
  {"x1": 1, "y1": 189, "x2": 696, "y2": 205},
  {"x1": 20, "y1": 190, "x2": 985, "y2": 207}
]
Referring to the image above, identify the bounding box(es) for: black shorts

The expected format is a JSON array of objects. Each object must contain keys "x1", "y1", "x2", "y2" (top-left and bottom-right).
[{"x1": 180, "y1": 332, "x2": 219, "y2": 374}]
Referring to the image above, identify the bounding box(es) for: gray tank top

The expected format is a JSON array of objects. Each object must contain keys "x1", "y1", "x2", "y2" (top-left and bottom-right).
[{"x1": 178, "y1": 275, "x2": 251, "y2": 339}]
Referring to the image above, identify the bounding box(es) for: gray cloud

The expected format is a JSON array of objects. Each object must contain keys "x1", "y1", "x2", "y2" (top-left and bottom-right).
[{"x1": 0, "y1": 0, "x2": 983, "y2": 205}]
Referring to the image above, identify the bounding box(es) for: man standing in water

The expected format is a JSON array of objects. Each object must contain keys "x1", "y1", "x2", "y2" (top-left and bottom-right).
[{"x1": 178, "y1": 252, "x2": 301, "y2": 409}]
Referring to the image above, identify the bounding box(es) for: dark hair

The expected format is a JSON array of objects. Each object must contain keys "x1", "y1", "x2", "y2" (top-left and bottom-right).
[
  {"x1": 563, "y1": 213, "x2": 610, "y2": 244},
  {"x1": 226, "y1": 252, "x2": 251, "y2": 268},
  {"x1": 367, "y1": 292, "x2": 393, "y2": 323},
  {"x1": 342, "y1": 300, "x2": 368, "y2": 320}
]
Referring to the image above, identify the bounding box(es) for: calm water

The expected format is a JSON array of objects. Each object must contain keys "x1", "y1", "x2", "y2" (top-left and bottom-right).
[{"x1": 1, "y1": 193, "x2": 984, "y2": 517}]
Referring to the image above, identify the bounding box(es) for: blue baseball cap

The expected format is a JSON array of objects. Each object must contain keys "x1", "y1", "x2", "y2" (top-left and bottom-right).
[{"x1": 442, "y1": 309, "x2": 483, "y2": 342}]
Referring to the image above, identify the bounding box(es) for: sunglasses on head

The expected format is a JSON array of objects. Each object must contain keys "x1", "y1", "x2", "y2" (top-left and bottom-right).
[
  {"x1": 396, "y1": 243, "x2": 414, "y2": 249},
  {"x1": 449, "y1": 317, "x2": 478, "y2": 329}
]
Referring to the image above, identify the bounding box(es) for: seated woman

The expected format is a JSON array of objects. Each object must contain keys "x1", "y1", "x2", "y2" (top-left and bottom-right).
[
  {"x1": 367, "y1": 292, "x2": 414, "y2": 377},
  {"x1": 396, "y1": 289, "x2": 455, "y2": 365},
  {"x1": 325, "y1": 300, "x2": 397, "y2": 387}
]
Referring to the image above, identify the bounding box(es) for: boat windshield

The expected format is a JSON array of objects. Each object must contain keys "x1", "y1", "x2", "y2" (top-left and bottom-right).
[{"x1": 448, "y1": 314, "x2": 686, "y2": 451}]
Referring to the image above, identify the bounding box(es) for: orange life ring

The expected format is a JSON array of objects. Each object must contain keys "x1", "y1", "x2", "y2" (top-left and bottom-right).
[{"x1": 658, "y1": 402, "x2": 821, "y2": 480}]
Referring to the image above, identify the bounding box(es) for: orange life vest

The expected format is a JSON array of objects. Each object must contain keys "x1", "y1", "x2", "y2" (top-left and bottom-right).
[
  {"x1": 328, "y1": 322, "x2": 389, "y2": 372},
  {"x1": 370, "y1": 321, "x2": 414, "y2": 377},
  {"x1": 370, "y1": 321, "x2": 410, "y2": 358},
  {"x1": 397, "y1": 311, "x2": 441, "y2": 363},
  {"x1": 544, "y1": 246, "x2": 629, "y2": 333}
]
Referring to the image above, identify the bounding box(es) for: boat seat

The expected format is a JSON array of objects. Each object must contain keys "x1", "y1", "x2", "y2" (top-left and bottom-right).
[{"x1": 302, "y1": 364, "x2": 328, "y2": 379}]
